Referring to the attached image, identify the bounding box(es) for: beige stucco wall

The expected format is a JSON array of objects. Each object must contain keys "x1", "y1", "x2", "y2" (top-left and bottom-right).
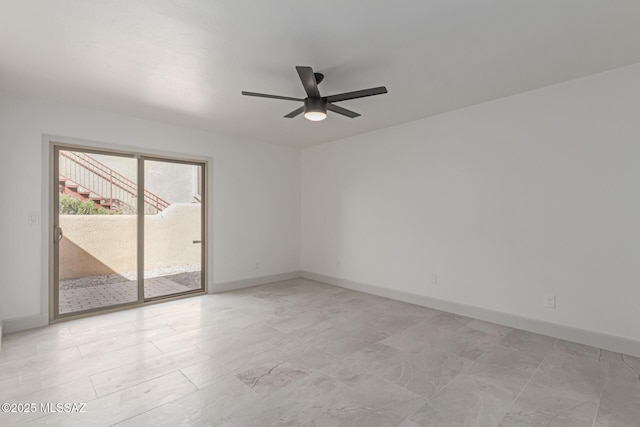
[{"x1": 59, "y1": 203, "x2": 201, "y2": 279}]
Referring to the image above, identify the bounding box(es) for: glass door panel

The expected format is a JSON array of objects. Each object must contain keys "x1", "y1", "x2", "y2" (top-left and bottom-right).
[
  {"x1": 143, "y1": 159, "x2": 203, "y2": 300},
  {"x1": 55, "y1": 149, "x2": 139, "y2": 316}
]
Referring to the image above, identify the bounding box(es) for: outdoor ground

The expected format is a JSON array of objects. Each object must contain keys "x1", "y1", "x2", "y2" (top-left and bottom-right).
[{"x1": 59, "y1": 266, "x2": 201, "y2": 314}]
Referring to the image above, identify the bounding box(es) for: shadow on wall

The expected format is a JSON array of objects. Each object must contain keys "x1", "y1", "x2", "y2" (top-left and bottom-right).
[{"x1": 59, "y1": 237, "x2": 116, "y2": 279}]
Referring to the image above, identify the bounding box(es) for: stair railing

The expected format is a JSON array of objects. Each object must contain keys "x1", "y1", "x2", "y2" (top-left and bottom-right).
[{"x1": 59, "y1": 151, "x2": 170, "y2": 213}]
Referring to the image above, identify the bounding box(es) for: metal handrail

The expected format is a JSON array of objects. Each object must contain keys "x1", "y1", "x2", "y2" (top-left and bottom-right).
[{"x1": 59, "y1": 151, "x2": 170, "y2": 213}]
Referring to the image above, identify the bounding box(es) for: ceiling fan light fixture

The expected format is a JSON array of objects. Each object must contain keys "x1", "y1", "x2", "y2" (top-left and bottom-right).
[
  {"x1": 242, "y1": 66, "x2": 387, "y2": 120},
  {"x1": 303, "y1": 97, "x2": 328, "y2": 121},
  {"x1": 304, "y1": 110, "x2": 327, "y2": 121}
]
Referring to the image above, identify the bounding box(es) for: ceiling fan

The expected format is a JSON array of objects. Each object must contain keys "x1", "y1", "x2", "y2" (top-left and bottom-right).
[{"x1": 241, "y1": 66, "x2": 387, "y2": 121}]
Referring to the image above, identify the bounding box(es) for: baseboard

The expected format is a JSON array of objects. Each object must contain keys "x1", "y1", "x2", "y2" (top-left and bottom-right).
[
  {"x1": 2, "y1": 313, "x2": 49, "y2": 334},
  {"x1": 301, "y1": 270, "x2": 640, "y2": 358},
  {"x1": 211, "y1": 271, "x2": 301, "y2": 293}
]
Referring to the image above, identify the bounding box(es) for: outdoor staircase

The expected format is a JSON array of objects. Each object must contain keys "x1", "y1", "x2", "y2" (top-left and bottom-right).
[
  {"x1": 59, "y1": 151, "x2": 170, "y2": 213},
  {"x1": 59, "y1": 177, "x2": 115, "y2": 210}
]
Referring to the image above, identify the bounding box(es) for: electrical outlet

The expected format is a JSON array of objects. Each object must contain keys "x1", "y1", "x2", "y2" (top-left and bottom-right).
[
  {"x1": 431, "y1": 273, "x2": 438, "y2": 285},
  {"x1": 544, "y1": 295, "x2": 556, "y2": 309},
  {"x1": 336, "y1": 261, "x2": 341, "y2": 271},
  {"x1": 254, "y1": 262, "x2": 260, "y2": 270}
]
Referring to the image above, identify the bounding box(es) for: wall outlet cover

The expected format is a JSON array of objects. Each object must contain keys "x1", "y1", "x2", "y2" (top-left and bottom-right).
[{"x1": 545, "y1": 295, "x2": 556, "y2": 309}]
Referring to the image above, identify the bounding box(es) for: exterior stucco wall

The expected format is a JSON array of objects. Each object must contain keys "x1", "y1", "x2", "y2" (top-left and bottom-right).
[{"x1": 59, "y1": 203, "x2": 201, "y2": 279}]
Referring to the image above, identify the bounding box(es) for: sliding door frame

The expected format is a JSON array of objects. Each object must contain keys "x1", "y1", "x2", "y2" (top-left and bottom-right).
[
  {"x1": 141, "y1": 154, "x2": 207, "y2": 303},
  {"x1": 49, "y1": 140, "x2": 208, "y2": 323}
]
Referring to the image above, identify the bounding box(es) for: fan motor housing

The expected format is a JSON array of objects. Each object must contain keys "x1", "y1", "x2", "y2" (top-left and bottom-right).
[{"x1": 304, "y1": 97, "x2": 327, "y2": 114}]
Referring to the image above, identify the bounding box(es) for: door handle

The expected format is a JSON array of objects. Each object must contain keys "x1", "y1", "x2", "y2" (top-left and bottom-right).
[
  {"x1": 55, "y1": 226, "x2": 63, "y2": 243},
  {"x1": 192, "y1": 240, "x2": 202, "y2": 244}
]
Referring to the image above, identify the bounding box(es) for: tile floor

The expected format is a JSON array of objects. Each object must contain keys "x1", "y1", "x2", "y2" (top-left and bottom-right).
[{"x1": 1, "y1": 278, "x2": 639, "y2": 426}]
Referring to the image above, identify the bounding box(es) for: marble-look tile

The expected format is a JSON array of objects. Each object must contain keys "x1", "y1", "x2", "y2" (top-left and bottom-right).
[
  {"x1": 196, "y1": 325, "x2": 285, "y2": 357},
  {"x1": 500, "y1": 381, "x2": 598, "y2": 426},
  {"x1": 448, "y1": 325, "x2": 506, "y2": 361},
  {"x1": 527, "y1": 349, "x2": 608, "y2": 402},
  {"x1": 1, "y1": 326, "x2": 71, "y2": 351},
  {"x1": 227, "y1": 373, "x2": 343, "y2": 426},
  {"x1": 321, "y1": 342, "x2": 412, "y2": 384},
  {"x1": 409, "y1": 374, "x2": 515, "y2": 426},
  {"x1": 381, "y1": 316, "x2": 463, "y2": 354},
  {"x1": 0, "y1": 377, "x2": 97, "y2": 426},
  {"x1": 381, "y1": 299, "x2": 441, "y2": 318},
  {"x1": 593, "y1": 353, "x2": 640, "y2": 426},
  {"x1": 465, "y1": 319, "x2": 512, "y2": 337},
  {"x1": 398, "y1": 419, "x2": 423, "y2": 427},
  {"x1": 113, "y1": 374, "x2": 256, "y2": 427},
  {"x1": 305, "y1": 324, "x2": 389, "y2": 359},
  {"x1": 332, "y1": 375, "x2": 426, "y2": 427},
  {"x1": 340, "y1": 305, "x2": 428, "y2": 335},
  {"x1": 235, "y1": 360, "x2": 309, "y2": 396},
  {"x1": 21, "y1": 371, "x2": 196, "y2": 427},
  {"x1": 272, "y1": 374, "x2": 426, "y2": 427},
  {"x1": 383, "y1": 348, "x2": 471, "y2": 398},
  {"x1": 151, "y1": 322, "x2": 242, "y2": 353},
  {"x1": 180, "y1": 342, "x2": 286, "y2": 389},
  {"x1": 35, "y1": 321, "x2": 140, "y2": 353},
  {"x1": 39, "y1": 342, "x2": 162, "y2": 389},
  {"x1": 618, "y1": 353, "x2": 640, "y2": 374},
  {"x1": 464, "y1": 344, "x2": 541, "y2": 395},
  {"x1": 266, "y1": 308, "x2": 332, "y2": 334},
  {"x1": 499, "y1": 329, "x2": 557, "y2": 361},
  {"x1": 0, "y1": 347, "x2": 82, "y2": 383},
  {"x1": 0, "y1": 341, "x2": 38, "y2": 364},
  {"x1": 555, "y1": 339, "x2": 604, "y2": 359},
  {"x1": 77, "y1": 325, "x2": 176, "y2": 357},
  {"x1": 167, "y1": 309, "x2": 248, "y2": 333},
  {"x1": 90, "y1": 347, "x2": 210, "y2": 396},
  {"x1": 282, "y1": 343, "x2": 338, "y2": 372},
  {"x1": 0, "y1": 371, "x2": 44, "y2": 402}
]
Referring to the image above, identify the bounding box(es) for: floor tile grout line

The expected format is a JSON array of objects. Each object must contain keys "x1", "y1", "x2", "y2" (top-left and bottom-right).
[
  {"x1": 107, "y1": 371, "x2": 201, "y2": 426},
  {"x1": 504, "y1": 339, "x2": 556, "y2": 415},
  {"x1": 88, "y1": 375, "x2": 100, "y2": 401},
  {"x1": 591, "y1": 350, "x2": 616, "y2": 427}
]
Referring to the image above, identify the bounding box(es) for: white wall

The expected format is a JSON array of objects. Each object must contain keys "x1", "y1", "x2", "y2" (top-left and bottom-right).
[
  {"x1": 0, "y1": 94, "x2": 300, "y2": 327},
  {"x1": 301, "y1": 64, "x2": 640, "y2": 345}
]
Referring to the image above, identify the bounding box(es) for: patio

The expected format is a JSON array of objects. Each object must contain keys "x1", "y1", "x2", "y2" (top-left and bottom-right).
[{"x1": 59, "y1": 270, "x2": 201, "y2": 314}]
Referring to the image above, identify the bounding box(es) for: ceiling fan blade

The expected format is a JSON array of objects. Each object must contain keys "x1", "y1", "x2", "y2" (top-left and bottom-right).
[
  {"x1": 284, "y1": 106, "x2": 304, "y2": 118},
  {"x1": 325, "y1": 86, "x2": 388, "y2": 103},
  {"x1": 241, "y1": 91, "x2": 303, "y2": 102},
  {"x1": 296, "y1": 66, "x2": 321, "y2": 98},
  {"x1": 327, "y1": 103, "x2": 361, "y2": 118}
]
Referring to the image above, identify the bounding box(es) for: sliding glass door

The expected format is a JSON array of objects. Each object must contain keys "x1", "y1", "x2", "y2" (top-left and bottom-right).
[
  {"x1": 143, "y1": 159, "x2": 204, "y2": 300},
  {"x1": 52, "y1": 145, "x2": 206, "y2": 319}
]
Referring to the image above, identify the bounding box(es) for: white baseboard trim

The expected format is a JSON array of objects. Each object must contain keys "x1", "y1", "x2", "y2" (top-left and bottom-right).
[
  {"x1": 301, "y1": 270, "x2": 640, "y2": 358},
  {"x1": 2, "y1": 313, "x2": 49, "y2": 334},
  {"x1": 211, "y1": 271, "x2": 301, "y2": 293}
]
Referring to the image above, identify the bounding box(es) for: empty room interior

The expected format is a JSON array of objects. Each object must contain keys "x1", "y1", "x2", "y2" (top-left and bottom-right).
[{"x1": 2, "y1": 1, "x2": 640, "y2": 426}]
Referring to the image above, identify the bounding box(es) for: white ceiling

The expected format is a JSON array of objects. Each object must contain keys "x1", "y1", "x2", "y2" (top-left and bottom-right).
[{"x1": 2, "y1": 1, "x2": 640, "y2": 148}]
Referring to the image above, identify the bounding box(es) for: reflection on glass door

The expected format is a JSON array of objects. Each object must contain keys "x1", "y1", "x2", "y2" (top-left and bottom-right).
[
  {"x1": 55, "y1": 149, "x2": 139, "y2": 315},
  {"x1": 143, "y1": 159, "x2": 204, "y2": 300}
]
